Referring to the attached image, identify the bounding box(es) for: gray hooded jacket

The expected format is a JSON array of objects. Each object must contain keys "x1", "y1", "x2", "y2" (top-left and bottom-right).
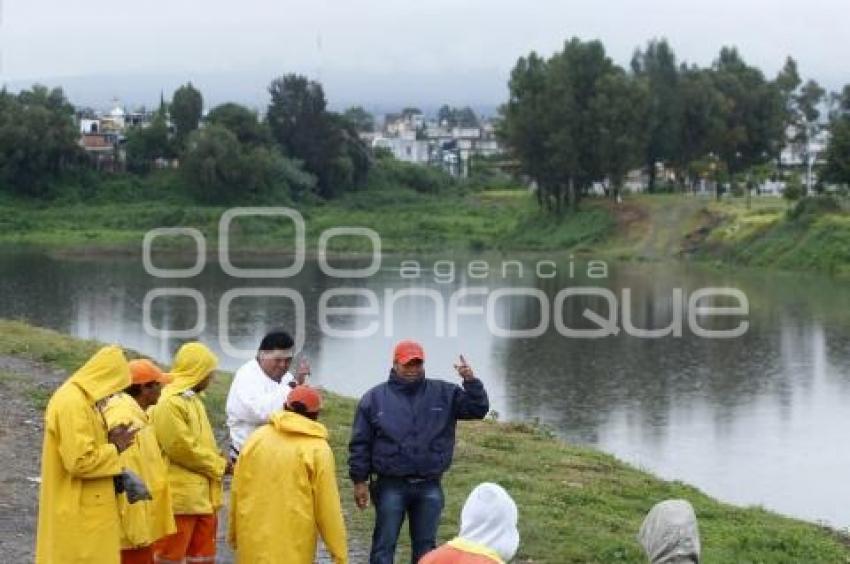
[{"x1": 637, "y1": 499, "x2": 700, "y2": 564}]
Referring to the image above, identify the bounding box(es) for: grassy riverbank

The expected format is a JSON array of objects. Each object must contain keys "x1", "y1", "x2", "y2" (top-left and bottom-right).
[
  {"x1": 695, "y1": 195, "x2": 850, "y2": 277},
  {"x1": 2, "y1": 319, "x2": 849, "y2": 562},
  {"x1": 0, "y1": 180, "x2": 613, "y2": 255},
  {"x1": 3, "y1": 170, "x2": 849, "y2": 279}
]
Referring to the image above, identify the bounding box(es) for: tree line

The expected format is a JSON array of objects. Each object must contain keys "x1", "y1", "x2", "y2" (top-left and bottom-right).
[
  {"x1": 499, "y1": 37, "x2": 850, "y2": 212},
  {"x1": 0, "y1": 76, "x2": 382, "y2": 203},
  {"x1": 131, "y1": 76, "x2": 372, "y2": 203},
  {"x1": 2, "y1": 41, "x2": 848, "y2": 209}
]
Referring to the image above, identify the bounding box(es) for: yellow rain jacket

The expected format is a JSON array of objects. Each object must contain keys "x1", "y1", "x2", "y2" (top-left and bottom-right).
[
  {"x1": 35, "y1": 345, "x2": 131, "y2": 564},
  {"x1": 228, "y1": 410, "x2": 348, "y2": 564},
  {"x1": 151, "y1": 342, "x2": 225, "y2": 515},
  {"x1": 103, "y1": 392, "x2": 176, "y2": 548}
]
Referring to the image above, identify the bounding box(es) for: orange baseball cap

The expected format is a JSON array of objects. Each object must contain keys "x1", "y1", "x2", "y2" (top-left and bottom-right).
[
  {"x1": 286, "y1": 385, "x2": 322, "y2": 413},
  {"x1": 393, "y1": 340, "x2": 425, "y2": 365},
  {"x1": 128, "y1": 359, "x2": 173, "y2": 385}
]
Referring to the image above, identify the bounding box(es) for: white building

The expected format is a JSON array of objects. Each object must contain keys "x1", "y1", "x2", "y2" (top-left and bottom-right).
[
  {"x1": 781, "y1": 124, "x2": 829, "y2": 167},
  {"x1": 79, "y1": 118, "x2": 100, "y2": 134},
  {"x1": 372, "y1": 136, "x2": 430, "y2": 164},
  {"x1": 99, "y1": 99, "x2": 126, "y2": 132}
]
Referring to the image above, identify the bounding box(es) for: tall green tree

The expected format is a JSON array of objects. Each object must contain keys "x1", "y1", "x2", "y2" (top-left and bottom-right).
[
  {"x1": 206, "y1": 103, "x2": 271, "y2": 146},
  {"x1": 499, "y1": 52, "x2": 558, "y2": 210},
  {"x1": 677, "y1": 66, "x2": 726, "y2": 188},
  {"x1": 823, "y1": 84, "x2": 850, "y2": 187},
  {"x1": 631, "y1": 39, "x2": 681, "y2": 191},
  {"x1": 547, "y1": 38, "x2": 618, "y2": 209},
  {"x1": 822, "y1": 118, "x2": 850, "y2": 187},
  {"x1": 436, "y1": 105, "x2": 479, "y2": 128},
  {"x1": 710, "y1": 47, "x2": 785, "y2": 175},
  {"x1": 170, "y1": 82, "x2": 203, "y2": 144},
  {"x1": 267, "y1": 74, "x2": 336, "y2": 197},
  {"x1": 456, "y1": 107, "x2": 479, "y2": 128},
  {"x1": 342, "y1": 106, "x2": 375, "y2": 133},
  {"x1": 125, "y1": 110, "x2": 174, "y2": 173},
  {"x1": 0, "y1": 85, "x2": 82, "y2": 196},
  {"x1": 591, "y1": 70, "x2": 650, "y2": 199},
  {"x1": 267, "y1": 74, "x2": 369, "y2": 198},
  {"x1": 500, "y1": 38, "x2": 625, "y2": 212},
  {"x1": 775, "y1": 57, "x2": 801, "y2": 141},
  {"x1": 794, "y1": 79, "x2": 826, "y2": 192}
]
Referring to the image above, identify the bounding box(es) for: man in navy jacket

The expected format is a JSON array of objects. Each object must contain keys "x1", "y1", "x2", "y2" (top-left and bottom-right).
[{"x1": 349, "y1": 340, "x2": 490, "y2": 564}]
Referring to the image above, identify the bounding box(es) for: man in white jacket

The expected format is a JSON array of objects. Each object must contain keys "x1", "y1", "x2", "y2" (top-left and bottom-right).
[{"x1": 225, "y1": 330, "x2": 310, "y2": 460}]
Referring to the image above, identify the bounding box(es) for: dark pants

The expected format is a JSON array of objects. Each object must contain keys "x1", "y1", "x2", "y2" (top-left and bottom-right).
[{"x1": 369, "y1": 475, "x2": 444, "y2": 564}]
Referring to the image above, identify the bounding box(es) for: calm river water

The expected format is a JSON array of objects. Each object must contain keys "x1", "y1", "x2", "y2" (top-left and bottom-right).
[{"x1": 1, "y1": 250, "x2": 848, "y2": 526}]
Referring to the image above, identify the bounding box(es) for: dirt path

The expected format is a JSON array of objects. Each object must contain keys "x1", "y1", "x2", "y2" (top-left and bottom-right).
[
  {"x1": 0, "y1": 356, "x2": 65, "y2": 562},
  {"x1": 634, "y1": 197, "x2": 706, "y2": 260},
  {"x1": 0, "y1": 355, "x2": 368, "y2": 563},
  {"x1": 606, "y1": 196, "x2": 708, "y2": 261}
]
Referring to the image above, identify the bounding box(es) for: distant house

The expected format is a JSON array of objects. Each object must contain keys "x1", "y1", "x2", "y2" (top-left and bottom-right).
[
  {"x1": 99, "y1": 100, "x2": 126, "y2": 133},
  {"x1": 384, "y1": 109, "x2": 424, "y2": 138},
  {"x1": 79, "y1": 133, "x2": 119, "y2": 171},
  {"x1": 760, "y1": 179, "x2": 785, "y2": 196},
  {"x1": 372, "y1": 136, "x2": 429, "y2": 164},
  {"x1": 781, "y1": 124, "x2": 829, "y2": 167},
  {"x1": 379, "y1": 109, "x2": 504, "y2": 176},
  {"x1": 79, "y1": 118, "x2": 100, "y2": 134},
  {"x1": 74, "y1": 98, "x2": 166, "y2": 173}
]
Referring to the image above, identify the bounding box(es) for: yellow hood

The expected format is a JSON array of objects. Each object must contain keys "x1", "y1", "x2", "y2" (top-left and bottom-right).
[
  {"x1": 269, "y1": 410, "x2": 328, "y2": 440},
  {"x1": 69, "y1": 345, "x2": 131, "y2": 403},
  {"x1": 161, "y1": 342, "x2": 218, "y2": 397}
]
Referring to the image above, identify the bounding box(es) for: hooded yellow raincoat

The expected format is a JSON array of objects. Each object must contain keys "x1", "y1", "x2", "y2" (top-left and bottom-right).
[
  {"x1": 103, "y1": 392, "x2": 176, "y2": 548},
  {"x1": 228, "y1": 410, "x2": 348, "y2": 564},
  {"x1": 151, "y1": 342, "x2": 225, "y2": 515},
  {"x1": 35, "y1": 345, "x2": 131, "y2": 564}
]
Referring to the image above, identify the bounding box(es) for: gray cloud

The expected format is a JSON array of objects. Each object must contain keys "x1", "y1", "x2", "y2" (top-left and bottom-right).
[{"x1": 2, "y1": 0, "x2": 846, "y2": 110}]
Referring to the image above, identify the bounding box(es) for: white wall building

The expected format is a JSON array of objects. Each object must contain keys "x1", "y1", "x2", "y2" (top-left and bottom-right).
[{"x1": 373, "y1": 136, "x2": 430, "y2": 164}]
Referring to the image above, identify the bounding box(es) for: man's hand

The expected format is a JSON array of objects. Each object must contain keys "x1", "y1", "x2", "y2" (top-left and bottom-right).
[
  {"x1": 453, "y1": 354, "x2": 475, "y2": 381},
  {"x1": 353, "y1": 482, "x2": 369, "y2": 510},
  {"x1": 108, "y1": 424, "x2": 138, "y2": 453},
  {"x1": 294, "y1": 357, "x2": 311, "y2": 386}
]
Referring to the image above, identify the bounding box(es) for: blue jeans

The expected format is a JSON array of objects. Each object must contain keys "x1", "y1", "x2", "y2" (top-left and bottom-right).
[{"x1": 369, "y1": 476, "x2": 444, "y2": 564}]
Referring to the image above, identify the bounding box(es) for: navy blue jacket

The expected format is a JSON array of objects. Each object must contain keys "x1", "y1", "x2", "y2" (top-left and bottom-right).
[{"x1": 348, "y1": 370, "x2": 489, "y2": 482}]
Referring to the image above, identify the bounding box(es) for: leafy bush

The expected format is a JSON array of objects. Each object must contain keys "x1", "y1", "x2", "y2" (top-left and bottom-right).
[
  {"x1": 181, "y1": 125, "x2": 315, "y2": 205},
  {"x1": 464, "y1": 165, "x2": 517, "y2": 191},
  {"x1": 783, "y1": 175, "x2": 803, "y2": 203},
  {"x1": 787, "y1": 195, "x2": 842, "y2": 222},
  {"x1": 366, "y1": 159, "x2": 456, "y2": 194}
]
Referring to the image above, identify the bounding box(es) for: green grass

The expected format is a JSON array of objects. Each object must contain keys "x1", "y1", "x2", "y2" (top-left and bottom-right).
[
  {"x1": 0, "y1": 185, "x2": 614, "y2": 255},
  {"x1": 3, "y1": 319, "x2": 850, "y2": 562},
  {"x1": 702, "y1": 196, "x2": 850, "y2": 277}
]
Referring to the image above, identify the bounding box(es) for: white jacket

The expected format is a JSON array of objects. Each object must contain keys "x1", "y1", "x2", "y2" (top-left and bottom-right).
[{"x1": 225, "y1": 359, "x2": 294, "y2": 452}]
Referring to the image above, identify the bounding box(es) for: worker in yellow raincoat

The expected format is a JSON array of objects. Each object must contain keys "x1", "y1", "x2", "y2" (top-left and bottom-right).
[
  {"x1": 151, "y1": 342, "x2": 228, "y2": 564},
  {"x1": 103, "y1": 359, "x2": 177, "y2": 564},
  {"x1": 35, "y1": 345, "x2": 137, "y2": 564},
  {"x1": 228, "y1": 385, "x2": 348, "y2": 564}
]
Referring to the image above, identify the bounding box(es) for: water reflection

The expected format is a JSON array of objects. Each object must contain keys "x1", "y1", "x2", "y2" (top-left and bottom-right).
[{"x1": 0, "y1": 252, "x2": 848, "y2": 526}]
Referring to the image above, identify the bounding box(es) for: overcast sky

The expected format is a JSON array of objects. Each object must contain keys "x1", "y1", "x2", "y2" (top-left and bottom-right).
[{"x1": 1, "y1": 0, "x2": 847, "y2": 112}]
